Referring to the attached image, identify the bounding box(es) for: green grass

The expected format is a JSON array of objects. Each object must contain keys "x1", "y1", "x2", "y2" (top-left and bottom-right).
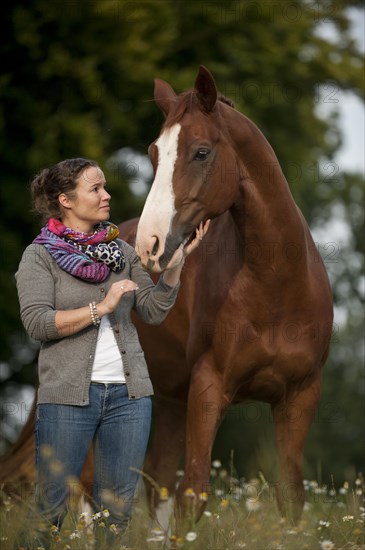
[{"x1": 1, "y1": 467, "x2": 364, "y2": 549}]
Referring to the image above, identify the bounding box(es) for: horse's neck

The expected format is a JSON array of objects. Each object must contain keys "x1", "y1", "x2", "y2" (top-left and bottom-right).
[{"x1": 225, "y1": 107, "x2": 310, "y2": 273}]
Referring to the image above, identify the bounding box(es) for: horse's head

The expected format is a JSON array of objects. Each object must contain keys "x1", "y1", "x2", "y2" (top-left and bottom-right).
[{"x1": 135, "y1": 66, "x2": 241, "y2": 272}]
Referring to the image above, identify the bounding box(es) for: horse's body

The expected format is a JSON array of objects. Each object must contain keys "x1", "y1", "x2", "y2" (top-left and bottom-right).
[
  {"x1": 0, "y1": 66, "x2": 332, "y2": 526},
  {"x1": 133, "y1": 66, "x2": 333, "y2": 524}
]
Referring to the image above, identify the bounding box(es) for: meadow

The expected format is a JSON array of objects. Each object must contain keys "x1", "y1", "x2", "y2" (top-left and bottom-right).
[{"x1": 1, "y1": 461, "x2": 364, "y2": 550}]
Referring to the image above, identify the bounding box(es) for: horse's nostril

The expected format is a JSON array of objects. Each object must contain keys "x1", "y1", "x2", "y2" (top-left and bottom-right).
[{"x1": 152, "y1": 237, "x2": 159, "y2": 257}]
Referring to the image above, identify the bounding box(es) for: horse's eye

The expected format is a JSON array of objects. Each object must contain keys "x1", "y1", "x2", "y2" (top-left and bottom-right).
[{"x1": 194, "y1": 149, "x2": 210, "y2": 161}]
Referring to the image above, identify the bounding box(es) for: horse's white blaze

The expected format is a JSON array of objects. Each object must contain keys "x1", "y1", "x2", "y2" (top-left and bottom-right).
[{"x1": 135, "y1": 124, "x2": 181, "y2": 262}]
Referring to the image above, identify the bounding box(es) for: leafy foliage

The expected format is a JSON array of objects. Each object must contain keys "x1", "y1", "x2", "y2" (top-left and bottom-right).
[{"x1": 0, "y1": 0, "x2": 364, "y2": 479}]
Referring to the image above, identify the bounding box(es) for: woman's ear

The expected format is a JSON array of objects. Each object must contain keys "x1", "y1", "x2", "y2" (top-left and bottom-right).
[{"x1": 58, "y1": 193, "x2": 71, "y2": 209}]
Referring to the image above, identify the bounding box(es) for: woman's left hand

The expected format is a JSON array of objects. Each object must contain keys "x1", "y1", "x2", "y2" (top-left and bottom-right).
[{"x1": 183, "y1": 219, "x2": 211, "y2": 258}]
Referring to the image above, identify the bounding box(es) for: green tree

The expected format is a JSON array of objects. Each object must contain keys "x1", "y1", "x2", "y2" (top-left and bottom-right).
[{"x1": 0, "y1": 0, "x2": 364, "y2": 479}]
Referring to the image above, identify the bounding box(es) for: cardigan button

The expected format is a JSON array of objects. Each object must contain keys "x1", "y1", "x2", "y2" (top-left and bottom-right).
[
  {"x1": 114, "y1": 328, "x2": 120, "y2": 334},
  {"x1": 121, "y1": 350, "x2": 126, "y2": 354},
  {"x1": 100, "y1": 287, "x2": 105, "y2": 293},
  {"x1": 125, "y1": 371, "x2": 130, "y2": 376}
]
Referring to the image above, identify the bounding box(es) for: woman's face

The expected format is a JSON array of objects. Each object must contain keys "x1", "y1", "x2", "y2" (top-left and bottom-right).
[{"x1": 60, "y1": 166, "x2": 111, "y2": 232}]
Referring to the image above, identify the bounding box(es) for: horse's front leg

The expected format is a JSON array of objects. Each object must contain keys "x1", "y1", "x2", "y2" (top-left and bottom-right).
[
  {"x1": 143, "y1": 395, "x2": 187, "y2": 530},
  {"x1": 271, "y1": 373, "x2": 321, "y2": 524},
  {"x1": 176, "y1": 354, "x2": 229, "y2": 526}
]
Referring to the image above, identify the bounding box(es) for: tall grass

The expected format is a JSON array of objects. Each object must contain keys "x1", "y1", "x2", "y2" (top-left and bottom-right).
[{"x1": 1, "y1": 464, "x2": 364, "y2": 549}]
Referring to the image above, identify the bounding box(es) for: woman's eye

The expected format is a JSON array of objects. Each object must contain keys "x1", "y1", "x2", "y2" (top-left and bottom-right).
[{"x1": 194, "y1": 149, "x2": 210, "y2": 161}]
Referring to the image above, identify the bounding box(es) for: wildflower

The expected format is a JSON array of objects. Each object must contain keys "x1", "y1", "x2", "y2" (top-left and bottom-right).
[
  {"x1": 215, "y1": 489, "x2": 224, "y2": 497},
  {"x1": 212, "y1": 459, "x2": 222, "y2": 468},
  {"x1": 220, "y1": 498, "x2": 229, "y2": 508},
  {"x1": 219, "y1": 469, "x2": 228, "y2": 479},
  {"x1": 355, "y1": 477, "x2": 362, "y2": 486},
  {"x1": 79, "y1": 512, "x2": 89, "y2": 521},
  {"x1": 146, "y1": 535, "x2": 165, "y2": 542},
  {"x1": 93, "y1": 511, "x2": 102, "y2": 520},
  {"x1": 245, "y1": 498, "x2": 261, "y2": 512},
  {"x1": 176, "y1": 469, "x2": 184, "y2": 477},
  {"x1": 314, "y1": 485, "x2": 327, "y2": 494},
  {"x1": 69, "y1": 530, "x2": 82, "y2": 540},
  {"x1": 318, "y1": 520, "x2": 331, "y2": 528},
  {"x1": 233, "y1": 487, "x2": 244, "y2": 500},
  {"x1": 203, "y1": 510, "x2": 212, "y2": 517},
  {"x1": 342, "y1": 515, "x2": 354, "y2": 522},
  {"x1": 184, "y1": 488, "x2": 196, "y2": 498},
  {"x1": 356, "y1": 488, "x2": 362, "y2": 495},
  {"x1": 160, "y1": 486, "x2": 169, "y2": 500},
  {"x1": 109, "y1": 523, "x2": 118, "y2": 534},
  {"x1": 147, "y1": 525, "x2": 165, "y2": 542},
  {"x1": 151, "y1": 527, "x2": 164, "y2": 536},
  {"x1": 320, "y1": 540, "x2": 335, "y2": 550},
  {"x1": 102, "y1": 508, "x2": 110, "y2": 517},
  {"x1": 185, "y1": 531, "x2": 198, "y2": 542},
  {"x1": 199, "y1": 492, "x2": 208, "y2": 501},
  {"x1": 339, "y1": 481, "x2": 349, "y2": 494}
]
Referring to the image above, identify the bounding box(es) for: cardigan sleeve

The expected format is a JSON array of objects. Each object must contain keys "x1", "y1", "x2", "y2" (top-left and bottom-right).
[
  {"x1": 15, "y1": 244, "x2": 61, "y2": 342},
  {"x1": 121, "y1": 241, "x2": 180, "y2": 325}
]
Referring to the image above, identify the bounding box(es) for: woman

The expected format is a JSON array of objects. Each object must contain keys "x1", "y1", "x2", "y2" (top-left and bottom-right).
[{"x1": 16, "y1": 158, "x2": 209, "y2": 547}]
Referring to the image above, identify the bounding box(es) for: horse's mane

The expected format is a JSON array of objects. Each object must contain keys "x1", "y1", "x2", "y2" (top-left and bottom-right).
[{"x1": 163, "y1": 90, "x2": 235, "y2": 128}]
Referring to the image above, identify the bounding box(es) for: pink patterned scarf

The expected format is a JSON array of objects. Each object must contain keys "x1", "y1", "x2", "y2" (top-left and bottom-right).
[{"x1": 33, "y1": 218, "x2": 125, "y2": 282}]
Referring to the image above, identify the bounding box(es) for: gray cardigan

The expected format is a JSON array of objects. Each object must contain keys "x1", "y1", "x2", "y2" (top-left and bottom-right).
[{"x1": 15, "y1": 239, "x2": 179, "y2": 405}]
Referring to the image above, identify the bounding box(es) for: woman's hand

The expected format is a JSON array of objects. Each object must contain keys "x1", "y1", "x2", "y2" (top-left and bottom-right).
[
  {"x1": 183, "y1": 219, "x2": 211, "y2": 258},
  {"x1": 55, "y1": 279, "x2": 139, "y2": 337},
  {"x1": 162, "y1": 220, "x2": 211, "y2": 287},
  {"x1": 97, "y1": 279, "x2": 139, "y2": 316}
]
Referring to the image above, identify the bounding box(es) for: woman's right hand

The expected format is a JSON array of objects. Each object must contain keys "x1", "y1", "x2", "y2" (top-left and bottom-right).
[{"x1": 97, "y1": 279, "x2": 139, "y2": 316}]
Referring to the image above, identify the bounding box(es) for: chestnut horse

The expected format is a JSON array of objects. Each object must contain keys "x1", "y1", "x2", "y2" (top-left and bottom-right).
[
  {"x1": 1, "y1": 66, "x2": 332, "y2": 527},
  {"x1": 133, "y1": 65, "x2": 333, "y2": 524}
]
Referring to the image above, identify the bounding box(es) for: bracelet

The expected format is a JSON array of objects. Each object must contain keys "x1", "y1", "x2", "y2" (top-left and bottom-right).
[{"x1": 89, "y1": 301, "x2": 101, "y2": 326}]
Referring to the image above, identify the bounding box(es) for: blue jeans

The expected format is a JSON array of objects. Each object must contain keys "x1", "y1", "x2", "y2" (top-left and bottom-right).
[{"x1": 34, "y1": 383, "x2": 151, "y2": 536}]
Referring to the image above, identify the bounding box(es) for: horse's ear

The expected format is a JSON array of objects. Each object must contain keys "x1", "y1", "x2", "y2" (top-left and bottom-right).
[
  {"x1": 194, "y1": 65, "x2": 217, "y2": 112},
  {"x1": 154, "y1": 78, "x2": 176, "y2": 116}
]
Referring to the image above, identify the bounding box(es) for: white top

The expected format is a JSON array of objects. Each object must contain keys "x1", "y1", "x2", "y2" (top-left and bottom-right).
[{"x1": 91, "y1": 315, "x2": 125, "y2": 383}]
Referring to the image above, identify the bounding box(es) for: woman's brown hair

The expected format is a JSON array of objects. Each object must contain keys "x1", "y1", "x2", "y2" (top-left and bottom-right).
[{"x1": 31, "y1": 158, "x2": 99, "y2": 223}]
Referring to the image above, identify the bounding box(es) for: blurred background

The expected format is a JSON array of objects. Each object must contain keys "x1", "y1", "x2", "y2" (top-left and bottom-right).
[{"x1": 0, "y1": 0, "x2": 364, "y2": 486}]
